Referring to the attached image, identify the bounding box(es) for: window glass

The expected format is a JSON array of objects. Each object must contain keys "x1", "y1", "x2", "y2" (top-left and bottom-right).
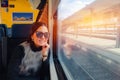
[{"x1": 58, "y1": 0, "x2": 120, "y2": 80}]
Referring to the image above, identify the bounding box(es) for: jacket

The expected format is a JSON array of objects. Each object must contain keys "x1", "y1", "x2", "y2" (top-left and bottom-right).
[{"x1": 7, "y1": 41, "x2": 50, "y2": 80}]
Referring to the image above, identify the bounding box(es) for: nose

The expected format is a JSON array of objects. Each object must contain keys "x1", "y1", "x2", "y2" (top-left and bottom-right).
[{"x1": 41, "y1": 34, "x2": 45, "y2": 38}]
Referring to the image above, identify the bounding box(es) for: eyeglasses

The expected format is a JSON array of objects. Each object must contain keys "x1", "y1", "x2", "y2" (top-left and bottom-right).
[{"x1": 36, "y1": 31, "x2": 49, "y2": 38}]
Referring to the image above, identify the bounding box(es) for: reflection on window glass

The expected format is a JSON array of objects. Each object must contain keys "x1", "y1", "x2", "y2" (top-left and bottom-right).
[{"x1": 58, "y1": 0, "x2": 120, "y2": 80}]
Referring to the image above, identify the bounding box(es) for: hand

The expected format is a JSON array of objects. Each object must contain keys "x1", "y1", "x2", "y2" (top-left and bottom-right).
[{"x1": 41, "y1": 43, "x2": 50, "y2": 60}]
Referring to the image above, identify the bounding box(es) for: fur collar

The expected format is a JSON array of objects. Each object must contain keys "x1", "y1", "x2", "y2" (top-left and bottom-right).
[
  {"x1": 30, "y1": 41, "x2": 42, "y2": 52},
  {"x1": 19, "y1": 41, "x2": 42, "y2": 76}
]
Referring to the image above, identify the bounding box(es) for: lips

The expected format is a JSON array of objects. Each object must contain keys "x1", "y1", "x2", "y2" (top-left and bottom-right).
[{"x1": 38, "y1": 40, "x2": 46, "y2": 45}]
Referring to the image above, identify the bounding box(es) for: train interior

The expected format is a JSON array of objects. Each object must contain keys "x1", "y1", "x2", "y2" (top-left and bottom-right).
[{"x1": 1, "y1": 0, "x2": 120, "y2": 80}]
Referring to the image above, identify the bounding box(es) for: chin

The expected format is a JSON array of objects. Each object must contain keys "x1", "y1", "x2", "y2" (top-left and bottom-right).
[
  {"x1": 39, "y1": 43, "x2": 45, "y2": 46},
  {"x1": 38, "y1": 41, "x2": 46, "y2": 45}
]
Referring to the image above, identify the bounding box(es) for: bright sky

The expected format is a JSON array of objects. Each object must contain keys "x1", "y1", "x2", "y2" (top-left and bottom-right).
[{"x1": 58, "y1": 0, "x2": 95, "y2": 20}]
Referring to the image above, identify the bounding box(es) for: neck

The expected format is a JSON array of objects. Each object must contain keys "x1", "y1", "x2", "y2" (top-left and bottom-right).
[{"x1": 30, "y1": 41, "x2": 42, "y2": 52}]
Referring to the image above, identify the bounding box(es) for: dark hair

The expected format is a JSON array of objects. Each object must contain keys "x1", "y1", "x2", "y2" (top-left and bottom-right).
[{"x1": 27, "y1": 22, "x2": 48, "y2": 43}]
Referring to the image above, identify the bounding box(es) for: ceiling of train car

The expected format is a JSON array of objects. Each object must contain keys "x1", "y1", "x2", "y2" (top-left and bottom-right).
[
  {"x1": 29, "y1": 0, "x2": 41, "y2": 9},
  {"x1": 63, "y1": 0, "x2": 120, "y2": 23}
]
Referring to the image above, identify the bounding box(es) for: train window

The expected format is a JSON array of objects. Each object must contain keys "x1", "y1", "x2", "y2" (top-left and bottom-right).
[{"x1": 58, "y1": 0, "x2": 120, "y2": 80}]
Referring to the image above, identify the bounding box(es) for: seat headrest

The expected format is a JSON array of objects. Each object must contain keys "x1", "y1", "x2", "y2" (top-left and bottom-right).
[{"x1": 12, "y1": 24, "x2": 32, "y2": 38}]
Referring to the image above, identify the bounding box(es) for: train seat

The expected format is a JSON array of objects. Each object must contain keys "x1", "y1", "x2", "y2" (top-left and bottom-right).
[
  {"x1": 0, "y1": 24, "x2": 7, "y2": 80},
  {"x1": 7, "y1": 24, "x2": 33, "y2": 64}
]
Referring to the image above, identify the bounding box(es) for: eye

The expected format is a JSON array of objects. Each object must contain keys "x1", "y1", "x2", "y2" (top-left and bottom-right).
[
  {"x1": 36, "y1": 32, "x2": 43, "y2": 38},
  {"x1": 44, "y1": 32, "x2": 49, "y2": 38}
]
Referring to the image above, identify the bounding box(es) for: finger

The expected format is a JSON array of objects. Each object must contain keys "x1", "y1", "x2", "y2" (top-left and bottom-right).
[{"x1": 43, "y1": 43, "x2": 49, "y2": 48}]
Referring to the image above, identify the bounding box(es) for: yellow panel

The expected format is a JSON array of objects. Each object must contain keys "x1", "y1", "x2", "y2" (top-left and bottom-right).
[{"x1": 0, "y1": 0, "x2": 39, "y2": 28}]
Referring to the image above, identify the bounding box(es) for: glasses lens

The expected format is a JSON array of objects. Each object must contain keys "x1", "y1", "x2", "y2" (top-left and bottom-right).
[
  {"x1": 44, "y1": 32, "x2": 49, "y2": 38},
  {"x1": 36, "y1": 32, "x2": 49, "y2": 38},
  {"x1": 36, "y1": 32, "x2": 43, "y2": 38}
]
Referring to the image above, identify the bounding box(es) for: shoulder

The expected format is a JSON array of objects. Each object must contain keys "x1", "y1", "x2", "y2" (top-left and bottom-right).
[
  {"x1": 19, "y1": 41, "x2": 31, "y2": 51},
  {"x1": 20, "y1": 41, "x2": 30, "y2": 48},
  {"x1": 11, "y1": 42, "x2": 28, "y2": 58}
]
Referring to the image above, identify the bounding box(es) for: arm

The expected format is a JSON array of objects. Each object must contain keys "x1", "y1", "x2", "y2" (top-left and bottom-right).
[{"x1": 40, "y1": 49, "x2": 50, "y2": 80}]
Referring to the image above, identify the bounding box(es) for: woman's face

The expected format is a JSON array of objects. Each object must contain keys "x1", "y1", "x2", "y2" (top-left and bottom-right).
[{"x1": 31, "y1": 26, "x2": 49, "y2": 47}]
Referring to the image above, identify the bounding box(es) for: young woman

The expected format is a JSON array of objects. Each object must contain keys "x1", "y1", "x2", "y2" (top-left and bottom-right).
[{"x1": 7, "y1": 22, "x2": 50, "y2": 80}]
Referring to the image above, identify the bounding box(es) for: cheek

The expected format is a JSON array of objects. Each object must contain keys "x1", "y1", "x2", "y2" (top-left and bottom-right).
[
  {"x1": 32, "y1": 34, "x2": 39, "y2": 43},
  {"x1": 31, "y1": 34, "x2": 37, "y2": 41}
]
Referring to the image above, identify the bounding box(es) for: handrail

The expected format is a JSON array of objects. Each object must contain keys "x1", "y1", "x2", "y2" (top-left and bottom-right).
[
  {"x1": 0, "y1": 24, "x2": 7, "y2": 37},
  {"x1": 0, "y1": 25, "x2": 7, "y2": 76},
  {"x1": 0, "y1": 27, "x2": 5, "y2": 37}
]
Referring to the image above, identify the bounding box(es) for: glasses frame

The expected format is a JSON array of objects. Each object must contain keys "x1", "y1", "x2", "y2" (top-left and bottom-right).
[{"x1": 35, "y1": 31, "x2": 50, "y2": 39}]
